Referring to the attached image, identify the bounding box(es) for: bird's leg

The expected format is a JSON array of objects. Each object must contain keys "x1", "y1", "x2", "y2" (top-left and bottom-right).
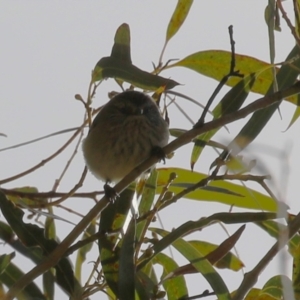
[
  {"x1": 151, "y1": 146, "x2": 166, "y2": 164},
  {"x1": 104, "y1": 181, "x2": 119, "y2": 203}
]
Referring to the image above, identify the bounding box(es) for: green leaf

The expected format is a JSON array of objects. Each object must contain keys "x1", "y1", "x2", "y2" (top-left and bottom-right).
[
  {"x1": 166, "y1": 0, "x2": 193, "y2": 42},
  {"x1": 157, "y1": 168, "x2": 287, "y2": 212},
  {"x1": 111, "y1": 23, "x2": 131, "y2": 63},
  {"x1": 188, "y1": 240, "x2": 244, "y2": 271},
  {"x1": 138, "y1": 211, "x2": 278, "y2": 273},
  {"x1": 6, "y1": 186, "x2": 46, "y2": 207},
  {"x1": 226, "y1": 45, "x2": 300, "y2": 151},
  {"x1": 255, "y1": 220, "x2": 300, "y2": 255},
  {"x1": 167, "y1": 50, "x2": 274, "y2": 95},
  {"x1": 93, "y1": 57, "x2": 179, "y2": 90},
  {"x1": 136, "y1": 169, "x2": 158, "y2": 243},
  {"x1": 150, "y1": 228, "x2": 231, "y2": 300},
  {"x1": 92, "y1": 23, "x2": 179, "y2": 90},
  {"x1": 119, "y1": 219, "x2": 135, "y2": 300},
  {"x1": 292, "y1": 245, "x2": 300, "y2": 297},
  {"x1": 0, "y1": 192, "x2": 81, "y2": 297},
  {"x1": 167, "y1": 49, "x2": 300, "y2": 105},
  {"x1": 98, "y1": 186, "x2": 135, "y2": 298},
  {"x1": 190, "y1": 74, "x2": 256, "y2": 169},
  {"x1": 75, "y1": 220, "x2": 96, "y2": 282},
  {"x1": 261, "y1": 275, "x2": 293, "y2": 299},
  {"x1": 43, "y1": 270, "x2": 55, "y2": 300},
  {"x1": 286, "y1": 94, "x2": 300, "y2": 129},
  {"x1": 152, "y1": 253, "x2": 188, "y2": 300},
  {"x1": 0, "y1": 260, "x2": 46, "y2": 300},
  {"x1": 0, "y1": 253, "x2": 15, "y2": 276}
]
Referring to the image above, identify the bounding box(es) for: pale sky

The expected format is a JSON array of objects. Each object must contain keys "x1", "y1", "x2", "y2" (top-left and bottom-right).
[{"x1": 1, "y1": 1, "x2": 299, "y2": 299}]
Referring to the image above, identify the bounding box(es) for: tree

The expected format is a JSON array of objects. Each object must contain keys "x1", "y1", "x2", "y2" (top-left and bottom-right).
[{"x1": 1, "y1": 1, "x2": 300, "y2": 299}]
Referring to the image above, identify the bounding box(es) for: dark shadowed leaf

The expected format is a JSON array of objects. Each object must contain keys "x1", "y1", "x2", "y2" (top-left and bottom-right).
[{"x1": 0, "y1": 192, "x2": 81, "y2": 297}]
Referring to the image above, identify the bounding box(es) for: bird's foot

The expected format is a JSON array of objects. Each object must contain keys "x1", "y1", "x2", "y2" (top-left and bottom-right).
[
  {"x1": 151, "y1": 146, "x2": 166, "y2": 164},
  {"x1": 104, "y1": 182, "x2": 119, "y2": 203}
]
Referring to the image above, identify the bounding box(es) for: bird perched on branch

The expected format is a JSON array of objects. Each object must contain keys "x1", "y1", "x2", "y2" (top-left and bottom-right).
[{"x1": 82, "y1": 90, "x2": 169, "y2": 200}]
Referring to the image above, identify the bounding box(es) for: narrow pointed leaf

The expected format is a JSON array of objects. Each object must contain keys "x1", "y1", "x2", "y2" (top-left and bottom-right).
[
  {"x1": 157, "y1": 168, "x2": 288, "y2": 212},
  {"x1": 167, "y1": 50, "x2": 273, "y2": 95},
  {"x1": 75, "y1": 220, "x2": 96, "y2": 282},
  {"x1": 292, "y1": 245, "x2": 300, "y2": 297},
  {"x1": 255, "y1": 220, "x2": 300, "y2": 255},
  {"x1": 167, "y1": 49, "x2": 299, "y2": 105},
  {"x1": 0, "y1": 253, "x2": 15, "y2": 276},
  {"x1": 166, "y1": 0, "x2": 193, "y2": 42},
  {"x1": 93, "y1": 57, "x2": 179, "y2": 90},
  {"x1": 226, "y1": 45, "x2": 300, "y2": 152},
  {"x1": 191, "y1": 74, "x2": 256, "y2": 169},
  {"x1": 189, "y1": 240, "x2": 244, "y2": 271},
  {"x1": 119, "y1": 219, "x2": 135, "y2": 300},
  {"x1": 136, "y1": 169, "x2": 158, "y2": 242},
  {"x1": 151, "y1": 228, "x2": 231, "y2": 300},
  {"x1": 152, "y1": 253, "x2": 188, "y2": 300},
  {"x1": 261, "y1": 275, "x2": 293, "y2": 299},
  {"x1": 98, "y1": 186, "x2": 135, "y2": 298},
  {"x1": 0, "y1": 261, "x2": 46, "y2": 300},
  {"x1": 0, "y1": 192, "x2": 81, "y2": 297},
  {"x1": 111, "y1": 23, "x2": 131, "y2": 63},
  {"x1": 138, "y1": 212, "x2": 278, "y2": 271},
  {"x1": 92, "y1": 23, "x2": 179, "y2": 90}
]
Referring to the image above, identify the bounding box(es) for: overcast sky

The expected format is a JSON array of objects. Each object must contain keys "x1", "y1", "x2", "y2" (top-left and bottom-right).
[{"x1": 1, "y1": 1, "x2": 299, "y2": 299}]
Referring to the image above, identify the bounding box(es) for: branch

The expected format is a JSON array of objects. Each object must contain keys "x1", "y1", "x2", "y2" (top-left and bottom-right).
[
  {"x1": 232, "y1": 212, "x2": 300, "y2": 300},
  {"x1": 196, "y1": 25, "x2": 243, "y2": 126},
  {"x1": 5, "y1": 81, "x2": 300, "y2": 300}
]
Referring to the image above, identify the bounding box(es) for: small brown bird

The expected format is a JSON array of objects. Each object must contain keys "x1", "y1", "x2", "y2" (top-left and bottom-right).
[{"x1": 82, "y1": 90, "x2": 169, "y2": 197}]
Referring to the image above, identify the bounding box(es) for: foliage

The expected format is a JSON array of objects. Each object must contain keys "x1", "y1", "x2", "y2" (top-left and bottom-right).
[{"x1": 1, "y1": 1, "x2": 300, "y2": 300}]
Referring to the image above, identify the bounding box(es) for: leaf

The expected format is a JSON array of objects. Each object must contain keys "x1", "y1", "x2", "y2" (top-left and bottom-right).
[
  {"x1": 0, "y1": 192, "x2": 81, "y2": 297},
  {"x1": 75, "y1": 220, "x2": 96, "y2": 282},
  {"x1": 93, "y1": 57, "x2": 179, "y2": 90},
  {"x1": 190, "y1": 74, "x2": 256, "y2": 169},
  {"x1": 98, "y1": 186, "x2": 135, "y2": 298},
  {"x1": 166, "y1": 49, "x2": 300, "y2": 105},
  {"x1": 136, "y1": 169, "x2": 158, "y2": 243},
  {"x1": 6, "y1": 187, "x2": 46, "y2": 207},
  {"x1": 138, "y1": 211, "x2": 278, "y2": 271},
  {"x1": 111, "y1": 23, "x2": 131, "y2": 63},
  {"x1": 292, "y1": 244, "x2": 300, "y2": 297},
  {"x1": 157, "y1": 168, "x2": 287, "y2": 212},
  {"x1": 167, "y1": 226, "x2": 245, "y2": 281},
  {"x1": 167, "y1": 50, "x2": 274, "y2": 94},
  {"x1": 150, "y1": 228, "x2": 231, "y2": 300},
  {"x1": 119, "y1": 219, "x2": 135, "y2": 300},
  {"x1": 0, "y1": 260, "x2": 46, "y2": 300},
  {"x1": 255, "y1": 220, "x2": 300, "y2": 255},
  {"x1": 226, "y1": 45, "x2": 300, "y2": 152},
  {"x1": 0, "y1": 253, "x2": 15, "y2": 276},
  {"x1": 166, "y1": 0, "x2": 193, "y2": 42},
  {"x1": 92, "y1": 23, "x2": 179, "y2": 90},
  {"x1": 189, "y1": 240, "x2": 244, "y2": 271},
  {"x1": 261, "y1": 275, "x2": 293, "y2": 299},
  {"x1": 286, "y1": 94, "x2": 300, "y2": 129},
  {"x1": 152, "y1": 253, "x2": 188, "y2": 300}
]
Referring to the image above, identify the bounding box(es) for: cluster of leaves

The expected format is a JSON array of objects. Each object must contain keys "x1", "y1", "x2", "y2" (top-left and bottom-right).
[{"x1": 2, "y1": 1, "x2": 300, "y2": 300}]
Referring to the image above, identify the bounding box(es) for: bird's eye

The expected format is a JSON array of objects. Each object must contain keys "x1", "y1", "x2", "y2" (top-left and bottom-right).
[
  {"x1": 143, "y1": 106, "x2": 155, "y2": 115},
  {"x1": 119, "y1": 104, "x2": 133, "y2": 115}
]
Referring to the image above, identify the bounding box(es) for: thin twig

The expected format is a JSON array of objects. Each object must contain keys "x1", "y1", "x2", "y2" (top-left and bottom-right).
[
  {"x1": 232, "y1": 212, "x2": 300, "y2": 300},
  {"x1": 0, "y1": 122, "x2": 87, "y2": 185},
  {"x1": 5, "y1": 81, "x2": 300, "y2": 300},
  {"x1": 277, "y1": 0, "x2": 300, "y2": 47},
  {"x1": 195, "y1": 25, "x2": 243, "y2": 127}
]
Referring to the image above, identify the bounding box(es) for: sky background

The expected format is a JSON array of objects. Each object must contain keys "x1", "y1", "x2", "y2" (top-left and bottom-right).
[{"x1": 1, "y1": 1, "x2": 299, "y2": 299}]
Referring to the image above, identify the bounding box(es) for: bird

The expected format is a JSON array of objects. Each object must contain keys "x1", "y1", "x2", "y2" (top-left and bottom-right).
[{"x1": 82, "y1": 90, "x2": 169, "y2": 200}]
